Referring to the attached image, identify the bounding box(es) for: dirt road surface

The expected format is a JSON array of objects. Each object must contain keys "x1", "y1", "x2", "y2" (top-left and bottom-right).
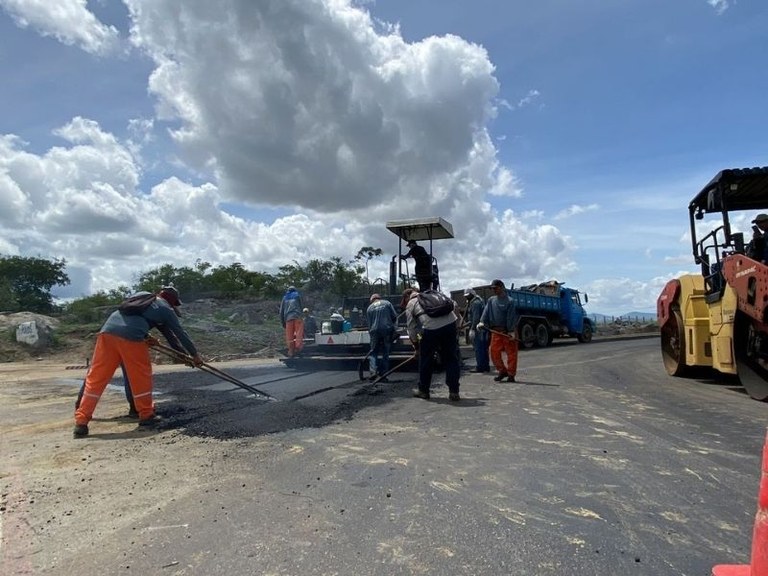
[{"x1": 1, "y1": 337, "x2": 765, "y2": 575}]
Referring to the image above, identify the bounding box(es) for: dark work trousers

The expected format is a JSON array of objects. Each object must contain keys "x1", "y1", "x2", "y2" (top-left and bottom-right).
[
  {"x1": 369, "y1": 329, "x2": 393, "y2": 376},
  {"x1": 75, "y1": 363, "x2": 135, "y2": 412},
  {"x1": 418, "y1": 322, "x2": 461, "y2": 395},
  {"x1": 415, "y1": 273, "x2": 432, "y2": 292},
  {"x1": 473, "y1": 328, "x2": 491, "y2": 371}
]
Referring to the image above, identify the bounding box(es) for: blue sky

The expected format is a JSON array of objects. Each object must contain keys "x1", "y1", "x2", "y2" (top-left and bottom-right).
[{"x1": 0, "y1": 0, "x2": 766, "y2": 315}]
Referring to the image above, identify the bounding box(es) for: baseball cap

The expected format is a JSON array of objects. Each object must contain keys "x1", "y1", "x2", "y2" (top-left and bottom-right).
[
  {"x1": 159, "y1": 286, "x2": 182, "y2": 306},
  {"x1": 303, "y1": 308, "x2": 309, "y2": 313},
  {"x1": 370, "y1": 293, "x2": 381, "y2": 302},
  {"x1": 490, "y1": 279, "x2": 505, "y2": 288},
  {"x1": 464, "y1": 288, "x2": 475, "y2": 297},
  {"x1": 753, "y1": 214, "x2": 768, "y2": 224}
]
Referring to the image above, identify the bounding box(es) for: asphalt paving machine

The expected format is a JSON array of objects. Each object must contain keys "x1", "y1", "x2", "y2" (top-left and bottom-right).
[
  {"x1": 656, "y1": 166, "x2": 768, "y2": 400},
  {"x1": 282, "y1": 217, "x2": 458, "y2": 373}
]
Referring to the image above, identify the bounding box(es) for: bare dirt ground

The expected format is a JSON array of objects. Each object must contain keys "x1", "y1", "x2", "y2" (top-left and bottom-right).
[{"x1": 0, "y1": 357, "x2": 280, "y2": 575}]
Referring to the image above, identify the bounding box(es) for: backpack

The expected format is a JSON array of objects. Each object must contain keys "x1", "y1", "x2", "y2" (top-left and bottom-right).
[
  {"x1": 118, "y1": 292, "x2": 157, "y2": 316},
  {"x1": 416, "y1": 289, "x2": 455, "y2": 318}
]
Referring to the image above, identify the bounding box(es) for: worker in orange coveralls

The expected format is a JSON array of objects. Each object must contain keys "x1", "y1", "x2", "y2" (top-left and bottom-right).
[
  {"x1": 73, "y1": 287, "x2": 203, "y2": 438},
  {"x1": 476, "y1": 279, "x2": 518, "y2": 383},
  {"x1": 279, "y1": 285, "x2": 304, "y2": 356}
]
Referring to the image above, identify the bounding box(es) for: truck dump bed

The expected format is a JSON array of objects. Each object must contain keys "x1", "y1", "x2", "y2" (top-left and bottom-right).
[{"x1": 508, "y1": 289, "x2": 561, "y2": 314}]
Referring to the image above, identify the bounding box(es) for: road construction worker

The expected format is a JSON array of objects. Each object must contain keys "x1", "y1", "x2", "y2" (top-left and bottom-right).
[
  {"x1": 366, "y1": 294, "x2": 398, "y2": 381},
  {"x1": 464, "y1": 288, "x2": 490, "y2": 373},
  {"x1": 747, "y1": 213, "x2": 768, "y2": 264},
  {"x1": 400, "y1": 240, "x2": 433, "y2": 292},
  {"x1": 73, "y1": 287, "x2": 203, "y2": 438},
  {"x1": 477, "y1": 279, "x2": 518, "y2": 382},
  {"x1": 279, "y1": 286, "x2": 304, "y2": 356},
  {"x1": 402, "y1": 288, "x2": 462, "y2": 401},
  {"x1": 74, "y1": 288, "x2": 190, "y2": 418},
  {"x1": 302, "y1": 308, "x2": 318, "y2": 339}
]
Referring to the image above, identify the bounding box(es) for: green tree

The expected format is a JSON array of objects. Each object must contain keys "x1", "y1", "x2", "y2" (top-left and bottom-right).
[
  {"x1": 275, "y1": 262, "x2": 308, "y2": 290},
  {"x1": 208, "y1": 262, "x2": 262, "y2": 295},
  {"x1": 134, "y1": 264, "x2": 206, "y2": 298},
  {"x1": 0, "y1": 277, "x2": 20, "y2": 312},
  {"x1": 329, "y1": 256, "x2": 365, "y2": 298},
  {"x1": 303, "y1": 259, "x2": 335, "y2": 291},
  {"x1": 355, "y1": 246, "x2": 383, "y2": 285},
  {"x1": 0, "y1": 255, "x2": 70, "y2": 313},
  {"x1": 63, "y1": 287, "x2": 130, "y2": 323}
]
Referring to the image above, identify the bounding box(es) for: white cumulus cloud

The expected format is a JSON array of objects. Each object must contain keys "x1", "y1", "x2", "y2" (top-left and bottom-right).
[{"x1": 0, "y1": 0, "x2": 121, "y2": 55}]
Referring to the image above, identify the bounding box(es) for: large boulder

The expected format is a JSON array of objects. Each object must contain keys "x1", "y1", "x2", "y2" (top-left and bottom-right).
[{"x1": 0, "y1": 312, "x2": 59, "y2": 352}]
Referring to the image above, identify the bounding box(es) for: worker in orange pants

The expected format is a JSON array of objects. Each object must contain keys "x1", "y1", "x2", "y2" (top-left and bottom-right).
[
  {"x1": 477, "y1": 279, "x2": 519, "y2": 383},
  {"x1": 488, "y1": 329, "x2": 518, "y2": 382},
  {"x1": 75, "y1": 333, "x2": 155, "y2": 424},
  {"x1": 73, "y1": 287, "x2": 203, "y2": 438},
  {"x1": 279, "y1": 286, "x2": 305, "y2": 356}
]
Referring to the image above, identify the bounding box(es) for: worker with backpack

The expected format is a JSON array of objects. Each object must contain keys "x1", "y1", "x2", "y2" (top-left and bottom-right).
[
  {"x1": 401, "y1": 288, "x2": 462, "y2": 401},
  {"x1": 73, "y1": 286, "x2": 203, "y2": 438},
  {"x1": 73, "y1": 287, "x2": 192, "y2": 418}
]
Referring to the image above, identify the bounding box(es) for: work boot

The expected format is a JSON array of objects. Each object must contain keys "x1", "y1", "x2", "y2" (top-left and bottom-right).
[
  {"x1": 412, "y1": 389, "x2": 430, "y2": 400},
  {"x1": 493, "y1": 372, "x2": 508, "y2": 382},
  {"x1": 127, "y1": 408, "x2": 139, "y2": 419},
  {"x1": 73, "y1": 424, "x2": 89, "y2": 438},
  {"x1": 507, "y1": 375, "x2": 516, "y2": 383},
  {"x1": 448, "y1": 392, "x2": 461, "y2": 402},
  {"x1": 138, "y1": 414, "x2": 161, "y2": 428}
]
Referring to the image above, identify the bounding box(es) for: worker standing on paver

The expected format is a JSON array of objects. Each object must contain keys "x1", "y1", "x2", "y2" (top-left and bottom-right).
[
  {"x1": 279, "y1": 286, "x2": 304, "y2": 357},
  {"x1": 73, "y1": 287, "x2": 203, "y2": 438},
  {"x1": 302, "y1": 308, "x2": 318, "y2": 339},
  {"x1": 477, "y1": 279, "x2": 518, "y2": 382},
  {"x1": 400, "y1": 240, "x2": 434, "y2": 292}
]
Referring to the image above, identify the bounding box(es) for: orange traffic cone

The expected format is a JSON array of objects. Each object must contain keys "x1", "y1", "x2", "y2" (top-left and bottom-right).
[{"x1": 713, "y1": 429, "x2": 768, "y2": 575}]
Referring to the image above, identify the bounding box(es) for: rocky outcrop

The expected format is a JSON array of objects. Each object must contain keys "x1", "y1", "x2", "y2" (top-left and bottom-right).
[{"x1": 0, "y1": 312, "x2": 60, "y2": 353}]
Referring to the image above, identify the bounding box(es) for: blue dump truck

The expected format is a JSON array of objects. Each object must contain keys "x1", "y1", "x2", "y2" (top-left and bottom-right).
[{"x1": 453, "y1": 280, "x2": 593, "y2": 348}]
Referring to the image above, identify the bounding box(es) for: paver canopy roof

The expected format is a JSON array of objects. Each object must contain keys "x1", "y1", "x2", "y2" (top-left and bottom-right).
[{"x1": 385, "y1": 217, "x2": 454, "y2": 242}]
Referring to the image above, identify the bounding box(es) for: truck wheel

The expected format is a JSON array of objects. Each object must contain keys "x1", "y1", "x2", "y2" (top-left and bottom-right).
[
  {"x1": 660, "y1": 309, "x2": 688, "y2": 376},
  {"x1": 520, "y1": 323, "x2": 535, "y2": 349},
  {"x1": 535, "y1": 324, "x2": 550, "y2": 347},
  {"x1": 577, "y1": 323, "x2": 593, "y2": 343}
]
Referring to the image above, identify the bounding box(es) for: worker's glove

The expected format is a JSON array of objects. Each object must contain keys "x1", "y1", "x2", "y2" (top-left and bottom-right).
[
  {"x1": 476, "y1": 322, "x2": 485, "y2": 331},
  {"x1": 468, "y1": 329, "x2": 475, "y2": 342},
  {"x1": 191, "y1": 353, "x2": 204, "y2": 368},
  {"x1": 145, "y1": 335, "x2": 161, "y2": 347}
]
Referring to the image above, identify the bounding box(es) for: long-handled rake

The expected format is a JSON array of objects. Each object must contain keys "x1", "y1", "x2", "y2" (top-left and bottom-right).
[
  {"x1": 368, "y1": 352, "x2": 418, "y2": 385},
  {"x1": 149, "y1": 340, "x2": 277, "y2": 401}
]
